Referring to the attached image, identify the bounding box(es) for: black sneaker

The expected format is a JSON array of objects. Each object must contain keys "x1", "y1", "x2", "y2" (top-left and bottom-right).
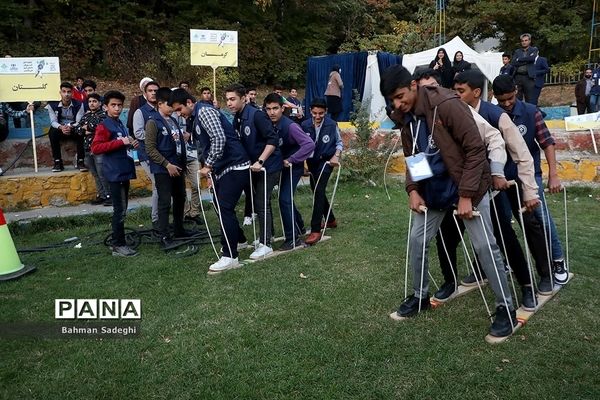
[
  {"x1": 537, "y1": 276, "x2": 553, "y2": 295},
  {"x1": 77, "y1": 159, "x2": 88, "y2": 172},
  {"x1": 397, "y1": 294, "x2": 431, "y2": 317},
  {"x1": 489, "y1": 305, "x2": 517, "y2": 337},
  {"x1": 553, "y1": 259, "x2": 568, "y2": 285},
  {"x1": 103, "y1": 196, "x2": 113, "y2": 207},
  {"x1": 461, "y1": 269, "x2": 487, "y2": 287},
  {"x1": 52, "y1": 160, "x2": 64, "y2": 172},
  {"x1": 432, "y1": 281, "x2": 458, "y2": 303},
  {"x1": 279, "y1": 238, "x2": 305, "y2": 251},
  {"x1": 160, "y1": 236, "x2": 177, "y2": 251},
  {"x1": 521, "y1": 285, "x2": 538, "y2": 311}
]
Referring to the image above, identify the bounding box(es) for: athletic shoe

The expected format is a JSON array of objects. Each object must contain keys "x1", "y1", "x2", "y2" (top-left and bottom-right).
[
  {"x1": 461, "y1": 269, "x2": 487, "y2": 287},
  {"x1": 160, "y1": 236, "x2": 177, "y2": 250},
  {"x1": 279, "y1": 238, "x2": 305, "y2": 251},
  {"x1": 77, "y1": 159, "x2": 88, "y2": 172},
  {"x1": 537, "y1": 276, "x2": 553, "y2": 295},
  {"x1": 397, "y1": 294, "x2": 431, "y2": 317},
  {"x1": 305, "y1": 232, "x2": 322, "y2": 245},
  {"x1": 111, "y1": 245, "x2": 138, "y2": 257},
  {"x1": 432, "y1": 281, "x2": 457, "y2": 303},
  {"x1": 207, "y1": 256, "x2": 240, "y2": 275},
  {"x1": 103, "y1": 196, "x2": 112, "y2": 207},
  {"x1": 521, "y1": 285, "x2": 538, "y2": 311},
  {"x1": 489, "y1": 305, "x2": 517, "y2": 337},
  {"x1": 52, "y1": 160, "x2": 64, "y2": 172},
  {"x1": 249, "y1": 244, "x2": 273, "y2": 259},
  {"x1": 553, "y1": 259, "x2": 569, "y2": 285},
  {"x1": 320, "y1": 220, "x2": 338, "y2": 229}
]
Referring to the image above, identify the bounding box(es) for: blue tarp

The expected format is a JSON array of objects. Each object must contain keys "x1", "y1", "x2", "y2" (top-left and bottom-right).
[
  {"x1": 304, "y1": 52, "x2": 368, "y2": 122},
  {"x1": 304, "y1": 51, "x2": 402, "y2": 122}
]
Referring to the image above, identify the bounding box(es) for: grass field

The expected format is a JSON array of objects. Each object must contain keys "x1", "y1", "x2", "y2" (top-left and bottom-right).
[{"x1": 1, "y1": 181, "x2": 599, "y2": 399}]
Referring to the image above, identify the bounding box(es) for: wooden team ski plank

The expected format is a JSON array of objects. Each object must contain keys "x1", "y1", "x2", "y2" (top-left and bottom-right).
[
  {"x1": 430, "y1": 281, "x2": 488, "y2": 308},
  {"x1": 484, "y1": 273, "x2": 574, "y2": 344}
]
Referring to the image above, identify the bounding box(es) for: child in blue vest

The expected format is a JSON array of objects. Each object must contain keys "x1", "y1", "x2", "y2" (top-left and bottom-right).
[
  {"x1": 493, "y1": 74, "x2": 568, "y2": 286},
  {"x1": 263, "y1": 93, "x2": 315, "y2": 250},
  {"x1": 91, "y1": 91, "x2": 139, "y2": 257},
  {"x1": 226, "y1": 84, "x2": 283, "y2": 259},
  {"x1": 301, "y1": 98, "x2": 342, "y2": 245},
  {"x1": 170, "y1": 89, "x2": 251, "y2": 274},
  {"x1": 145, "y1": 87, "x2": 189, "y2": 249}
]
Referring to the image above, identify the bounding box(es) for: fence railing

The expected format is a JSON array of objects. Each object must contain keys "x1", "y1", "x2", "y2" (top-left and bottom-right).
[{"x1": 544, "y1": 71, "x2": 583, "y2": 86}]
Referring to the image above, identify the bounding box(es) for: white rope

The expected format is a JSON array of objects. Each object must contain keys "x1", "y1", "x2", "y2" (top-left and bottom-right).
[
  {"x1": 197, "y1": 170, "x2": 219, "y2": 260},
  {"x1": 490, "y1": 191, "x2": 519, "y2": 308},
  {"x1": 540, "y1": 189, "x2": 554, "y2": 287},
  {"x1": 249, "y1": 168, "x2": 258, "y2": 249},
  {"x1": 261, "y1": 167, "x2": 267, "y2": 259},
  {"x1": 277, "y1": 169, "x2": 285, "y2": 243},
  {"x1": 452, "y1": 213, "x2": 493, "y2": 321},
  {"x1": 383, "y1": 129, "x2": 402, "y2": 201},
  {"x1": 418, "y1": 207, "x2": 428, "y2": 313},
  {"x1": 514, "y1": 184, "x2": 537, "y2": 303},
  {"x1": 321, "y1": 162, "x2": 341, "y2": 241},
  {"x1": 209, "y1": 171, "x2": 234, "y2": 261},
  {"x1": 404, "y1": 211, "x2": 412, "y2": 299},
  {"x1": 564, "y1": 187, "x2": 570, "y2": 271}
]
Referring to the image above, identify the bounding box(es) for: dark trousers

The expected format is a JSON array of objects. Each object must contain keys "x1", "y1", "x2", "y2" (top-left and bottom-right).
[
  {"x1": 515, "y1": 74, "x2": 537, "y2": 104},
  {"x1": 243, "y1": 180, "x2": 253, "y2": 218},
  {"x1": 49, "y1": 127, "x2": 85, "y2": 162},
  {"x1": 109, "y1": 180, "x2": 130, "y2": 246},
  {"x1": 155, "y1": 172, "x2": 186, "y2": 238},
  {"x1": 577, "y1": 97, "x2": 591, "y2": 115},
  {"x1": 252, "y1": 169, "x2": 280, "y2": 245},
  {"x1": 213, "y1": 169, "x2": 249, "y2": 258},
  {"x1": 308, "y1": 162, "x2": 335, "y2": 233},
  {"x1": 278, "y1": 165, "x2": 305, "y2": 242}
]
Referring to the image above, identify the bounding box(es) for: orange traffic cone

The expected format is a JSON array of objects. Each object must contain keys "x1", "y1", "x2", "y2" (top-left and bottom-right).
[{"x1": 0, "y1": 209, "x2": 35, "y2": 281}]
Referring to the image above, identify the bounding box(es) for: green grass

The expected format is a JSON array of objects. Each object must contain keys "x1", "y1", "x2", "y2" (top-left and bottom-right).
[{"x1": 1, "y1": 182, "x2": 599, "y2": 399}]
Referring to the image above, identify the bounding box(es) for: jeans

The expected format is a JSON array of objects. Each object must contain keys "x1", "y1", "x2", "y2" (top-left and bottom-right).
[
  {"x1": 49, "y1": 127, "x2": 85, "y2": 162},
  {"x1": 155, "y1": 173, "x2": 186, "y2": 238},
  {"x1": 213, "y1": 169, "x2": 249, "y2": 258},
  {"x1": 109, "y1": 180, "x2": 130, "y2": 246},
  {"x1": 308, "y1": 162, "x2": 335, "y2": 233},
  {"x1": 278, "y1": 165, "x2": 305, "y2": 243},
  {"x1": 85, "y1": 152, "x2": 110, "y2": 199},
  {"x1": 589, "y1": 94, "x2": 600, "y2": 113},
  {"x1": 140, "y1": 161, "x2": 159, "y2": 223},
  {"x1": 534, "y1": 174, "x2": 564, "y2": 260},
  {"x1": 410, "y1": 193, "x2": 513, "y2": 308}
]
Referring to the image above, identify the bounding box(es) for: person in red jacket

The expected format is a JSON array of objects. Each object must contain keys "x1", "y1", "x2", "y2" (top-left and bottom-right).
[{"x1": 91, "y1": 90, "x2": 139, "y2": 257}]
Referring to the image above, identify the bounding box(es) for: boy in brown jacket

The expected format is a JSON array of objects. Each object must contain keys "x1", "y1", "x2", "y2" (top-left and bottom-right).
[{"x1": 380, "y1": 65, "x2": 516, "y2": 338}]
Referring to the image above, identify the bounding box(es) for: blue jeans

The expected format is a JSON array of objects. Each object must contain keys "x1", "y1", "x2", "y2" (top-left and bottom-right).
[
  {"x1": 589, "y1": 94, "x2": 600, "y2": 112},
  {"x1": 278, "y1": 165, "x2": 305, "y2": 243},
  {"x1": 534, "y1": 174, "x2": 564, "y2": 260}
]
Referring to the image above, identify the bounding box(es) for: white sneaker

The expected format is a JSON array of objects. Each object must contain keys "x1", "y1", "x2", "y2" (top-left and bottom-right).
[
  {"x1": 207, "y1": 256, "x2": 240, "y2": 275},
  {"x1": 243, "y1": 216, "x2": 252, "y2": 226},
  {"x1": 249, "y1": 244, "x2": 273, "y2": 260}
]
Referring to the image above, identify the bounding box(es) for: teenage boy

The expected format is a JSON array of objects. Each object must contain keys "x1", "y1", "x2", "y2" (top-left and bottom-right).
[
  {"x1": 263, "y1": 93, "x2": 315, "y2": 250},
  {"x1": 132, "y1": 81, "x2": 160, "y2": 228},
  {"x1": 226, "y1": 84, "x2": 282, "y2": 259},
  {"x1": 246, "y1": 86, "x2": 260, "y2": 109},
  {"x1": 301, "y1": 98, "x2": 342, "y2": 245},
  {"x1": 75, "y1": 93, "x2": 110, "y2": 205},
  {"x1": 436, "y1": 70, "x2": 547, "y2": 309},
  {"x1": 145, "y1": 87, "x2": 188, "y2": 248},
  {"x1": 380, "y1": 65, "x2": 516, "y2": 337},
  {"x1": 81, "y1": 80, "x2": 99, "y2": 112},
  {"x1": 46, "y1": 82, "x2": 86, "y2": 172},
  {"x1": 285, "y1": 87, "x2": 304, "y2": 123},
  {"x1": 499, "y1": 53, "x2": 515, "y2": 76},
  {"x1": 170, "y1": 89, "x2": 251, "y2": 273},
  {"x1": 91, "y1": 91, "x2": 139, "y2": 257},
  {"x1": 493, "y1": 74, "x2": 569, "y2": 286}
]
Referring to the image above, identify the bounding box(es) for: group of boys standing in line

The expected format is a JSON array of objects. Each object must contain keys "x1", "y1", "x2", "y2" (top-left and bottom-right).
[
  {"x1": 382, "y1": 57, "x2": 568, "y2": 338},
  {"x1": 76, "y1": 78, "x2": 342, "y2": 271}
]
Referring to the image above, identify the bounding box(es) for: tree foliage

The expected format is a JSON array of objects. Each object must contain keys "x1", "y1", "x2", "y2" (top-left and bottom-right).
[{"x1": 0, "y1": 0, "x2": 593, "y2": 86}]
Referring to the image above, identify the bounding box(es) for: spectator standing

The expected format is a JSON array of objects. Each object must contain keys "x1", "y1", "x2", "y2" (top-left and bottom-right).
[
  {"x1": 499, "y1": 53, "x2": 516, "y2": 76},
  {"x1": 530, "y1": 56, "x2": 550, "y2": 106},
  {"x1": 452, "y1": 51, "x2": 471, "y2": 76},
  {"x1": 429, "y1": 48, "x2": 454, "y2": 88},
  {"x1": 511, "y1": 33, "x2": 539, "y2": 103},
  {"x1": 324, "y1": 64, "x2": 344, "y2": 121},
  {"x1": 575, "y1": 68, "x2": 593, "y2": 114}
]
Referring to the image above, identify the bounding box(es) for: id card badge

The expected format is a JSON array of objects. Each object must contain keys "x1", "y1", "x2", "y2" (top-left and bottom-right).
[{"x1": 405, "y1": 153, "x2": 433, "y2": 181}]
